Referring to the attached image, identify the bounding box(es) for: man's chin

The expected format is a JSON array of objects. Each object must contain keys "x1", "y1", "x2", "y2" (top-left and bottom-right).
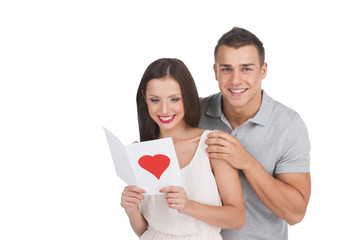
[{"x1": 223, "y1": 94, "x2": 245, "y2": 104}]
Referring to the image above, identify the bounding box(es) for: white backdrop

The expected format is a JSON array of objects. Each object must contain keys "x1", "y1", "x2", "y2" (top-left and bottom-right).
[{"x1": 1, "y1": 0, "x2": 359, "y2": 239}]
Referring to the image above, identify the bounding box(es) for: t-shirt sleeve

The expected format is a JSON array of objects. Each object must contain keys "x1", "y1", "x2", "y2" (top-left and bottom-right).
[{"x1": 275, "y1": 115, "x2": 311, "y2": 174}]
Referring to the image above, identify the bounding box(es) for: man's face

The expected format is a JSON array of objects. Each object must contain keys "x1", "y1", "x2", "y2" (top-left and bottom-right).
[{"x1": 214, "y1": 45, "x2": 267, "y2": 114}]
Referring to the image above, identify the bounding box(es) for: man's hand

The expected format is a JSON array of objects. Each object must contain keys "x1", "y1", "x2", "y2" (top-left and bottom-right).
[
  {"x1": 205, "y1": 131, "x2": 311, "y2": 225},
  {"x1": 205, "y1": 130, "x2": 253, "y2": 170}
]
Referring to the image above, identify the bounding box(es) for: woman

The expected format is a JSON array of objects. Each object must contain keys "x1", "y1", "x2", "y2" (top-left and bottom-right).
[{"x1": 121, "y1": 58, "x2": 245, "y2": 239}]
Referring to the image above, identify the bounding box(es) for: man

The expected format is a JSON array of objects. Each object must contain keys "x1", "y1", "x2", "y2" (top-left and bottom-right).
[{"x1": 199, "y1": 27, "x2": 311, "y2": 240}]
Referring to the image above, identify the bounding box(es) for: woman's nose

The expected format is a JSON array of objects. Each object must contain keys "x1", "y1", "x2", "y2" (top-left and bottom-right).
[{"x1": 160, "y1": 102, "x2": 169, "y2": 114}]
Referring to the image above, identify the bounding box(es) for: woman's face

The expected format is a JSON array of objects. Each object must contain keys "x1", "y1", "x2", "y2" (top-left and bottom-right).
[{"x1": 145, "y1": 77, "x2": 186, "y2": 132}]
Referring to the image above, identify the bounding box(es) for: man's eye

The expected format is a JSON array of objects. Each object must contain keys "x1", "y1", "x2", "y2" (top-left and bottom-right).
[
  {"x1": 222, "y1": 68, "x2": 231, "y2": 72},
  {"x1": 243, "y1": 68, "x2": 252, "y2": 72}
]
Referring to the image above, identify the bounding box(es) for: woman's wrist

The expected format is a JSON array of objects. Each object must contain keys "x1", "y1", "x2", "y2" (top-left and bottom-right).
[
  {"x1": 181, "y1": 199, "x2": 194, "y2": 216},
  {"x1": 125, "y1": 206, "x2": 141, "y2": 217}
]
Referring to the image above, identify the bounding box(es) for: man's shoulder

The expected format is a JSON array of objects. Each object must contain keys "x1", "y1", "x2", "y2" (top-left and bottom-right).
[
  {"x1": 200, "y1": 92, "x2": 220, "y2": 105},
  {"x1": 257, "y1": 91, "x2": 304, "y2": 128},
  {"x1": 274, "y1": 100, "x2": 300, "y2": 119},
  {"x1": 270, "y1": 97, "x2": 306, "y2": 131},
  {"x1": 200, "y1": 92, "x2": 221, "y2": 115}
]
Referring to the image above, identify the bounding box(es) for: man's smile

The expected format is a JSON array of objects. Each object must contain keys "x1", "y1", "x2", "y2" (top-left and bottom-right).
[{"x1": 228, "y1": 88, "x2": 248, "y2": 96}]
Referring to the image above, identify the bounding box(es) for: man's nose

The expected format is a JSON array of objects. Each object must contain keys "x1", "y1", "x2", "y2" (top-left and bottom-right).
[{"x1": 231, "y1": 70, "x2": 242, "y2": 84}]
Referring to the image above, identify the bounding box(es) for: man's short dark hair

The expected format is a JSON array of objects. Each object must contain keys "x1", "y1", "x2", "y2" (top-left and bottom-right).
[{"x1": 214, "y1": 27, "x2": 265, "y2": 66}]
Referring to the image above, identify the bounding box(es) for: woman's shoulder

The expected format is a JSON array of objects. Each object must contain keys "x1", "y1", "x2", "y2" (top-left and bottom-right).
[
  {"x1": 192, "y1": 128, "x2": 215, "y2": 136},
  {"x1": 178, "y1": 128, "x2": 213, "y2": 146},
  {"x1": 187, "y1": 127, "x2": 205, "y2": 139}
]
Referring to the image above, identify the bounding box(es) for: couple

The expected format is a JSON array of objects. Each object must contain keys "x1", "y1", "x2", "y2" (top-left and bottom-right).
[{"x1": 120, "y1": 27, "x2": 311, "y2": 240}]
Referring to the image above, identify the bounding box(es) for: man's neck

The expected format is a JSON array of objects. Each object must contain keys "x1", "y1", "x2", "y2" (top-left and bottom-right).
[{"x1": 223, "y1": 91, "x2": 262, "y2": 129}]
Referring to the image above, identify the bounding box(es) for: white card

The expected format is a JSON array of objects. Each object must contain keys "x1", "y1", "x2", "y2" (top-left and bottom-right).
[{"x1": 103, "y1": 127, "x2": 182, "y2": 195}]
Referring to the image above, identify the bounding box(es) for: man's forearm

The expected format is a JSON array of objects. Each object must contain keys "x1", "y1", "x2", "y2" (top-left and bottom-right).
[{"x1": 242, "y1": 156, "x2": 311, "y2": 225}]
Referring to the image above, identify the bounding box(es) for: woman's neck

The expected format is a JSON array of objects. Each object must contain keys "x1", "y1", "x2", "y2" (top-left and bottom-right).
[{"x1": 158, "y1": 124, "x2": 195, "y2": 141}]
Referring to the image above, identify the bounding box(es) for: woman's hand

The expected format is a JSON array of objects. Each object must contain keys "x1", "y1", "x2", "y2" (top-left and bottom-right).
[
  {"x1": 160, "y1": 186, "x2": 190, "y2": 214},
  {"x1": 121, "y1": 186, "x2": 146, "y2": 215}
]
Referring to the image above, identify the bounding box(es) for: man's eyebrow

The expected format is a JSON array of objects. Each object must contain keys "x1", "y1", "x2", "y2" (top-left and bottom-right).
[
  {"x1": 219, "y1": 63, "x2": 256, "y2": 67},
  {"x1": 240, "y1": 63, "x2": 256, "y2": 67},
  {"x1": 219, "y1": 64, "x2": 231, "y2": 67}
]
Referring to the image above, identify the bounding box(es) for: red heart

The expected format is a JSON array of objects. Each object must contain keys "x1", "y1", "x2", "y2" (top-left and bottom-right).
[{"x1": 138, "y1": 154, "x2": 170, "y2": 180}]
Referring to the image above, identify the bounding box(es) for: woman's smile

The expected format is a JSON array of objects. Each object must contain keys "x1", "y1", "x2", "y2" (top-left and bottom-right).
[{"x1": 158, "y1": 115, "x2": 176, "y2": 123}]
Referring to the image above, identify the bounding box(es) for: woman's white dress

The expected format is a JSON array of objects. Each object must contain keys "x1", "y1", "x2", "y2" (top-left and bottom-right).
[{"x1": 139, "y1": 130, "x2": 222, "y2": 240}]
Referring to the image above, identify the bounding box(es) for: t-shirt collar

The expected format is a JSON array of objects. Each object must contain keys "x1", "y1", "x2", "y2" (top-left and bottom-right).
[
  {"x1": 205, "y1": 90, "x2": 274, "y2": 127},
  {"x1": 249, "y1": 90, "x2": 274, "y2": 126},
  {"x1": 205, "y1": 92, "x2": 223, "y2": 118}
]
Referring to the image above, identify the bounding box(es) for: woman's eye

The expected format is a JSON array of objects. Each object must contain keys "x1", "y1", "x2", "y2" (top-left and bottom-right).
[
  {"x1": 150, "y1": 99, "x2": 159, "y2": 103},
  {"x1": 170, "y1": 98, "x2": 180, "y2": 102}
]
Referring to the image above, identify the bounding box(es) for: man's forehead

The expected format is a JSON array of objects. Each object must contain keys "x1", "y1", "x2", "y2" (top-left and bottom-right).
[{"x1": 216, "y1": 45, "x2": 260, "y2": 65}]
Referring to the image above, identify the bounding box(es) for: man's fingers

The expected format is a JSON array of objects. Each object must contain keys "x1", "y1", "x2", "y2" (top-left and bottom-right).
[
  {"x1": 208, "y1": 152, "x2": 229, "y2": 161},
  {"x1": 206, "y1": 131, "x2": 238, "y2": 146},
  {"x1": 207, "y1": 130, "x2": 234, "y2": 141},
  {"x1": 206, "y1": 144, "x2": 231, "y2": 155},
  {"x1": 205, "y1": 137, "x2": 231, "y2": 148}
]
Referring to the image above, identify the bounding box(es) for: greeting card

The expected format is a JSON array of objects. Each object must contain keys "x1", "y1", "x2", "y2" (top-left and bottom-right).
[{"x1": 103, "y1": 127, "x2": 182, "y2": 195}]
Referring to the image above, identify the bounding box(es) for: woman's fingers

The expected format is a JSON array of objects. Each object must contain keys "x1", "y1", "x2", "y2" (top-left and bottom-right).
[{"x1": 120, "y1": 185, "x2": 146, "y2": 211}]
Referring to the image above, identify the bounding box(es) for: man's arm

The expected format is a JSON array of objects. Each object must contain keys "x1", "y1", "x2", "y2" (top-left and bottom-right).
[
  {"x1": 159, "y1": 158, "x2": 245, "y2": 230},
  {"x1": 243, "y1": 159, "x2": 311, "y2": 225},
  {"x1": 206, "y1": 131, "x2": 311, "y2": 225}
]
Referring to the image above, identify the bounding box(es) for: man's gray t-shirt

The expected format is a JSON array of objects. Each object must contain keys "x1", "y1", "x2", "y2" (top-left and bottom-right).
[{"x1": 199, "y1": 90, "x2": 310, "y2": 240}]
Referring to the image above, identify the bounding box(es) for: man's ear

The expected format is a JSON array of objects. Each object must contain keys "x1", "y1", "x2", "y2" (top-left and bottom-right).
[
  {"x1": 261, "y1": 62, "x2": 267, "y2": 80},
  {"x1": 213, "y1": 64, "x2": 218, "y2": 81}
]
